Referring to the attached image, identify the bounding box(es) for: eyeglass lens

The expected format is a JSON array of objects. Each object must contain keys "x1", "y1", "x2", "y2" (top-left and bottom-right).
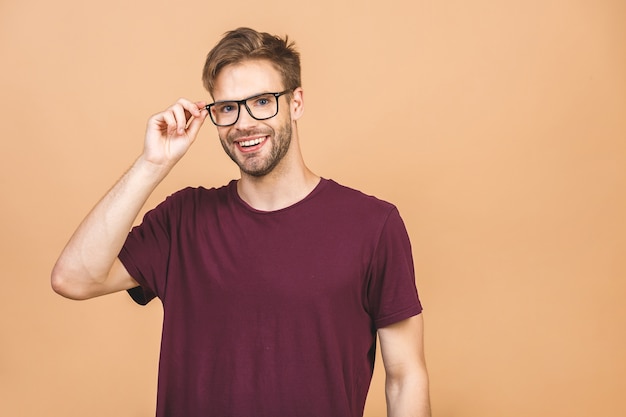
[{"x1": 210, "y1": 93, "x2": 279, "y2": 126}]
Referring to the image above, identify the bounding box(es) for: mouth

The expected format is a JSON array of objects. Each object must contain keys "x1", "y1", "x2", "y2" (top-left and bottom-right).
[{"x1": 235, "y1": 136, "x2": 268, "y2": 152}]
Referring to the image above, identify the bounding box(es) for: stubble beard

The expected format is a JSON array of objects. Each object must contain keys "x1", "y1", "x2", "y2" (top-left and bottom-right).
[{"x1": 220, "y1": 119, "x2": 293, "y2": 178}]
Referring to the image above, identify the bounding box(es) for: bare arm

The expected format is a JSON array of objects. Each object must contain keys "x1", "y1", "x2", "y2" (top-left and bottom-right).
[
  {"x1": 378, "y1": 314, "x2": 431, "y2": 417},
  {"x1": 51, "y1": 99, "x2": 208, "y2": 300}
]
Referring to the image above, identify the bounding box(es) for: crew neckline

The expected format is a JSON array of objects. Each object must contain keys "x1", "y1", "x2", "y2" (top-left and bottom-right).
[{"x1": 229, "y1": 177, "x2": 329, "y2": 214}]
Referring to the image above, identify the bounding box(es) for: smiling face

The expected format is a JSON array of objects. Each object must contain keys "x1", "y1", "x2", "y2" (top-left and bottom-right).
[{"x1": 212, "y1": 59, "x2": 300, "y2": 178}]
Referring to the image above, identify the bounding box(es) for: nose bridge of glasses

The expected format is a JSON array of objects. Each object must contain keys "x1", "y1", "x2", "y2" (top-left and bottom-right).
[
  {"x1": 222, "y1": 98, "x2": 256, "y2": 128},
  {"x1": 241, "y1": 98, "x2": 259, "y2": 120},
  {"x1": 233, "y1": 98, "x2": 258, "y2": 126}
]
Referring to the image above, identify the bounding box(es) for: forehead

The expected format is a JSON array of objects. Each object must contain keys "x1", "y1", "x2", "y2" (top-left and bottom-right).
[{"x1": 212, "y1": 59, "x2": 284, "y2": 101}]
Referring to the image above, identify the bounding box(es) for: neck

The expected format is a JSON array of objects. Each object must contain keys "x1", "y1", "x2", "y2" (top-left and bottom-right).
[{"x1": 237, "y1": 131, "x2": 320, "y2": 211}]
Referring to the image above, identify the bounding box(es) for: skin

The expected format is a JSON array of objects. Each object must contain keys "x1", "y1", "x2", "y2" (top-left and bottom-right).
[
  {"x1": 379, "y1": 315, "x2": 432, "y2": 417},
  {"x1": 210, "y1": 59, "x2": 319, "y2": 211},
  {"x1": 50, "y1": 58, "x2": 430, "y2": 416}
]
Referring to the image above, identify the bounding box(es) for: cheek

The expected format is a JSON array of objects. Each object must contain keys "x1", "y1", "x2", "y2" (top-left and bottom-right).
[{"x1": 218, "y1": 128, "x2": 234, "y2": 142}]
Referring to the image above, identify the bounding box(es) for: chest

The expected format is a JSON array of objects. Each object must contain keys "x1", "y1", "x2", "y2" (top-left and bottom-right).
[{"x1": 164, "y1": 213, "x2": 376, "y2": 315}]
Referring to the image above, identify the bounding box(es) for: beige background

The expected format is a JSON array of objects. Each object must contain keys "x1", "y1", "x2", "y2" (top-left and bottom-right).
[{"x1": 1, "y1": 0, "x2": 625, "y2": 416}]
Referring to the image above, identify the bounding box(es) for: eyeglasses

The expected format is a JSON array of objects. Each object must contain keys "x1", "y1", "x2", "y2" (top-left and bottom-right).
[{"x1": 205, "y1": 90, "x2": 291, "y2": 127}]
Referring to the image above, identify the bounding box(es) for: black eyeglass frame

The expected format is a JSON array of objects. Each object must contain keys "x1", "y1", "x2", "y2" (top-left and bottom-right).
[{"x1": 204, "y1": 90, "x2": 292, "y2": 127}]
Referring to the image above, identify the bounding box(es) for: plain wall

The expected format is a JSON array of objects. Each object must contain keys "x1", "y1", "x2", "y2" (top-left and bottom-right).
[{"x1": 1, "y1": 0, "x2": 625, "y2": 416}]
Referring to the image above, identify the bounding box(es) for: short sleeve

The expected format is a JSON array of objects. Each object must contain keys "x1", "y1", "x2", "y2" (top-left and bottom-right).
[
  {"x1": 367, "y1": 207, "x2": 422, "y2": 328},
  {"x1": 118, "y1": 195, "x2": 176, "y2": 305}
]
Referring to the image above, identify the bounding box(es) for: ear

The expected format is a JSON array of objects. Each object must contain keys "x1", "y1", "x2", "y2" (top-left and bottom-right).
[{"x1": 290, "y1": 87, "x2": 304, "y2": 121}]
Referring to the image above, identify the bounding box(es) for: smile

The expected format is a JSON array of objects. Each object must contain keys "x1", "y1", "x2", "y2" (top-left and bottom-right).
[{"x1": 238, "y1": 137, "x2": 267, "y2": 148}]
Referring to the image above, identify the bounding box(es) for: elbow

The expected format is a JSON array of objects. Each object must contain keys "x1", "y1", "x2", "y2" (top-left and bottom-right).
[
  {"x1": 385, "y1": 365, "x2": 431, "y2": 400},
  {"x1": 385, "y1": 369, "x2": 431, "y2": 417},
  {"x1": 50, "y1": 263, "x2": 93, "y2": 300},
  {"x1": 50, "y1": 264, "x2": 67, "y2": 296}
]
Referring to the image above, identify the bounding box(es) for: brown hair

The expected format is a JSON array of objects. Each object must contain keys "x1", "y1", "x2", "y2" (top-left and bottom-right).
[{"x1": 202, "y1": 27, "x2": 301, "y2": 96}]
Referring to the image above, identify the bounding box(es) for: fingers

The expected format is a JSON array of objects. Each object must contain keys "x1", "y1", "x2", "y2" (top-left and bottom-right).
[
  {"x1": 185, "y1": 101, "x2": 209, "y2": 138},
  {"x1": 172, "y1": 98, "x2": 202, "y2": 135},
  {"x1": 150, "y1": 98, "x2": 208, "y2": 137},
  {"x1": 142, "y1": 99, "x2": 209, "y2": 167}
]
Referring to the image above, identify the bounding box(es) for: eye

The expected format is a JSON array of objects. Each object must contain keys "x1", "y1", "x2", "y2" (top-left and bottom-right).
[
  {"x1": 213, "y1": 102, "x2": 236, "y2": 114},
  {"x1": 251, "y1": 95, "x2": 273, "y2": 107}
]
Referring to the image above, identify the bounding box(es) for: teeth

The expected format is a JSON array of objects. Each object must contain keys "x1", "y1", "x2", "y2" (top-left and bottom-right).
[{"x1": 240, "y1": 137, "x2": 265, "y2": 147}]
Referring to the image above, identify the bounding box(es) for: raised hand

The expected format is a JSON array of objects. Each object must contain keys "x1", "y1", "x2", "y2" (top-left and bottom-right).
[
  {"x1": 143, "y1": 98, "x2": 209, "y2": 169},
  {"x1": 51, "y1": 98, "x2": 210, "y2": 300}
]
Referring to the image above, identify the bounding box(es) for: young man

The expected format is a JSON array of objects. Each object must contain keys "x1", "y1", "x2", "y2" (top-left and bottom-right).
[{"x1": 51, "y1": 27, "x2": 431, "y2": 417}]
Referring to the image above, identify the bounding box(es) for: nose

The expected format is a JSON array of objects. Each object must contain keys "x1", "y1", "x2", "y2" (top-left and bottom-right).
[{"x1": 232, "y1": 104, "x2": 258, "y2": 130}]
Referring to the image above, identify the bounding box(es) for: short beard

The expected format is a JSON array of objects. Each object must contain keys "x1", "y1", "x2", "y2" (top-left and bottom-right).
[{"x1": 220, "y1": 120, "x2": 293, "y2": 177}]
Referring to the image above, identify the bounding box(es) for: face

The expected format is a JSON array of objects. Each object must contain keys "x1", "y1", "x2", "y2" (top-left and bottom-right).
[{"x1": 212, "y1": 60, "x2": 298, "y2": 177}]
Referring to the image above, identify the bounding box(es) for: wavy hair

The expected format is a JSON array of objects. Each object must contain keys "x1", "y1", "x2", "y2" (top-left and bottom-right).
[{"x1": 202, "y1": 27, "x2": 301, "y2": 96}]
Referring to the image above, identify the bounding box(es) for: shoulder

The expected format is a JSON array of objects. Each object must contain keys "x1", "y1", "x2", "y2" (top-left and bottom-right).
[
  {"x1": 311, "y1": 179, "x2": 404, "y2": 236},
  {"x1": 320, "y1": 178, "x2": 397, "y2": 215},
  {"x1": 162, "y1": 181, "x2": 234, "y2": 208},
  {"x1": 143, "y1": 181, "x2": 235, "y2": 223}
]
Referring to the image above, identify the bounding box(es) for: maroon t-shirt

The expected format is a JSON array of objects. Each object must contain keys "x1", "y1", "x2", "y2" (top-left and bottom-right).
[{"x1": 119, "y1": 178, "x2": 422, "y2": 417}]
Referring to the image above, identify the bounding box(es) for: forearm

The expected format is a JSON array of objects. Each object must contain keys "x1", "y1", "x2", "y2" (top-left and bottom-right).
[
  {"x1": 386, "y1": 369, "x2": 431, "y2": 417},
  {"x1": 52, "y1": 99, "x2": 207, "y2": 299},
  {"x1": 51, "y1": 156, "x2": 170, "y2": 298}
]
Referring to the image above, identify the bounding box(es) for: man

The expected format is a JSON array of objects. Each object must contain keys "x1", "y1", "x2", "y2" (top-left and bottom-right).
[{"x1": 51, "y1": 27, "x2": 431, "y2": 417}]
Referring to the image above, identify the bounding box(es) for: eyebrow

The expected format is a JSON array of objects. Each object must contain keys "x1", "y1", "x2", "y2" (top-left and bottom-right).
[{"x1": 211, "y1": 91, "x2": 279, "y2": 104}]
